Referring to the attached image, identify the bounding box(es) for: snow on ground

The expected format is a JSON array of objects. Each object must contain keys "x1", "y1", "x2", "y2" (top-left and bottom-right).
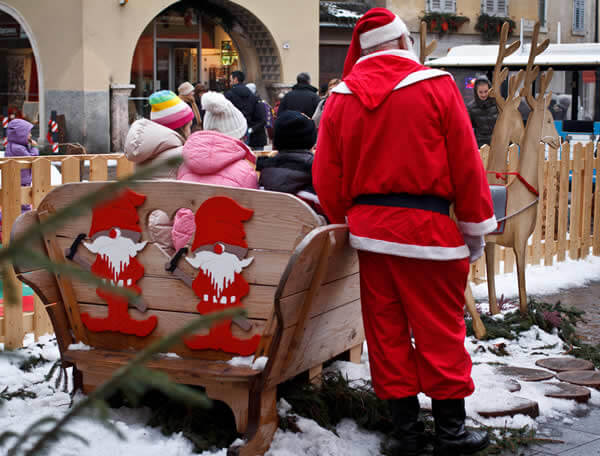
[
  {"x1": 472, "y1": 255, "x2": 600, "y2": 301},
  {"x1": 1, "y1": 258, "x2": 599, "y2": 455}
]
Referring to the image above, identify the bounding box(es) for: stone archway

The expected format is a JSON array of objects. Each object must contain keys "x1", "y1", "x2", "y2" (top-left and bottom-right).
[
  {"x1": 129, "y1": 0, "x2": 282, "y2": 100},
  {"x1": 0, "y1": 2, "x2": 45, "y2": 144}
]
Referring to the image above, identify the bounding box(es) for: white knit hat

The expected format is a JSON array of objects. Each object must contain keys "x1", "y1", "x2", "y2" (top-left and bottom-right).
[
  {"x1": 201, "y1": 91, "x2": 248, "y2": 140},
  {"x1": 178, "y1": 81, "x2": 194, "y2": 97}
]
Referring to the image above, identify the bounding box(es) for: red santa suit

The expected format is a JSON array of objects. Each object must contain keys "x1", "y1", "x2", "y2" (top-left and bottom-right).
[{"x1": 313, "y1": 16, "x2": 496, "y2": 400}]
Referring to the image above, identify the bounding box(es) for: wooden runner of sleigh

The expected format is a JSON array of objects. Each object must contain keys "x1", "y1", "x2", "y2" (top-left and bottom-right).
[{"x1": 11, "y1": 181, "x2": 364, "y2": 455}]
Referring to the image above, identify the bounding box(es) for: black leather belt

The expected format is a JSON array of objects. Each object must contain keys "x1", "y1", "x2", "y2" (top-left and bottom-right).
[{"x1": 354, "y1": 193, "x2": 450, "y2": 216}]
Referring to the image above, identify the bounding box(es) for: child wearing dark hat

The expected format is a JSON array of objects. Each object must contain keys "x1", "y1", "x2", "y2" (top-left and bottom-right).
[{"x1": 256, "y1": 110, "x2": 321, "y2": 212}]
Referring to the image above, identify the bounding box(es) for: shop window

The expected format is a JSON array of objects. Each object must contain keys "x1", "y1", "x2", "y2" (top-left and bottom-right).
[
  {"x1": 427, "y1": 0, "x2": 456, "y2": 13},
  {"x1": 0, "y1": 11, "x2": 39, "y2": 142},
  {"x1": 482, "y1": 0, "x2": 508, "y2": 16}
]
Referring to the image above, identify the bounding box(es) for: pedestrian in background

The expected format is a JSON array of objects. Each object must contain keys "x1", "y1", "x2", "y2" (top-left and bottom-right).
[
  {"x1": 312, "y1": 78, "x2": 341, "y2": 129},
  {"x1": 277, "y1": 72, "x2": 320, "y2": 118},
  {"x1": 178, "y1": 81, "x2": 202, "y2": 131},
  {"x1": 467, "y1": 75, "x2": 498, "y2": 147}
]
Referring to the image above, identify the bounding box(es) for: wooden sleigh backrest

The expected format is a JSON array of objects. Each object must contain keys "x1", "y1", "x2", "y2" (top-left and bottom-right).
[
  {"x1": 15, "y1": 181, "x2": 324, "y2": 360},
  {"x1": 258, "y1": 224, "x2": 362, "y2": 389}
]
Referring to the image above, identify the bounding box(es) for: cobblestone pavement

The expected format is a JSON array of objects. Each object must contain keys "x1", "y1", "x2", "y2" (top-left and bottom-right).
[
  {"x1": 532, "y1": 282, "x2": 600, "y2": 345},
  {"x1": 498, "y1": 284, "x2": 600, "y2": 455}
]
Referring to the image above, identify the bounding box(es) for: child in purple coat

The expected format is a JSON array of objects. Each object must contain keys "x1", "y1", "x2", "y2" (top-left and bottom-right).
[
  {"x1": 0, "y1": 119, "x2": 39, "y2": 240},
  {"x1": 5, "y1": 118, "x2": 39, "y2": 185}
]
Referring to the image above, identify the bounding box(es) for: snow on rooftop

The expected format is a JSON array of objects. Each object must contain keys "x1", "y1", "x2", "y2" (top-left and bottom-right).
[{"x1": 428, "y1": 42, "x2": 600, "y2": 67}]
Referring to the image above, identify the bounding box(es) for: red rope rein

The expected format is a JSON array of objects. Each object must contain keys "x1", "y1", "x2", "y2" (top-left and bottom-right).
[{"x1": 487, "y1": 171, "x2": 539, "y2": 197}]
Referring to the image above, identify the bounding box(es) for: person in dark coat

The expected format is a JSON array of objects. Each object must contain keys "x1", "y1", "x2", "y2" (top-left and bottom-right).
[
  {"x1": 245, "y1": 82, "x2": 268, "y2": 150},
  {"x1": 467, "y1": 75, "x2": 498, "y2": 147},
  {"x1": 277, "y1": 72, "x2": 321, "y2": 118},
  {"x1": 256, "y1": 110, "x2": 319, "y2": 209},
  {"x1": 225, "y1": 71, "x2": 258, "y2": 128}
]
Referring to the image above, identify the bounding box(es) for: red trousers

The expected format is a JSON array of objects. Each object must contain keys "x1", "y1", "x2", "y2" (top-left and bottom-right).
[{"x1": 358, "y1": 251, "x2": 474, "y2": 400}]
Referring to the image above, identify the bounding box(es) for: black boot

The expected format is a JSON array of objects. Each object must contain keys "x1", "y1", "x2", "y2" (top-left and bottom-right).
[
  {"x1": 432, "y1": 399, "x2": 489, "y2": 455},
  {"x1": 386, "y1": 396, "x2": 424, "y2": 456}
]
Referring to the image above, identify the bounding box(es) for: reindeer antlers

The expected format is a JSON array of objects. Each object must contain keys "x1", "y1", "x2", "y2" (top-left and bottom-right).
[
  {"x1": 490, "y1": 22, "x2": 521, "y2": 108},
  {"x1": 419, "y1": 21, "x2": 437, "y2": 65},
  {"x1": 524, "y1": 22, "x2": 551, "y2": 108}
]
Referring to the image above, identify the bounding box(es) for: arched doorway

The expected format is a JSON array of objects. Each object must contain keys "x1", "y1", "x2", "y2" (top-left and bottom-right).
[
  {"x1": 0, "y1": 2, "x2": 44, "y2": 147},
  {"x1": 129, "y1": 0, "x2": 282, "y2": 121}
]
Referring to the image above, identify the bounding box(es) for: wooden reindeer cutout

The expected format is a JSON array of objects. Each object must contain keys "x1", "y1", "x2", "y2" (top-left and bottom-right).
[
  {"x1": 419, "y1": 21, "x2": 437, "y2": 64},
  {"x1": 485, "y1": 23, "x2": 554, "y2": 315},
  {"x1": 486, "y1": 23, "x2": 525, "y2": 185}
]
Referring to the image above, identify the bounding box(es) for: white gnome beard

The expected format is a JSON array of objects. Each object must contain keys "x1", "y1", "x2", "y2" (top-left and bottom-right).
[
  {"x1": 185, "y1": 250, "x2": 253, "y2": 297},
  {"x1": 84, "y1": 230, "x2": 147, "y2": 281}
]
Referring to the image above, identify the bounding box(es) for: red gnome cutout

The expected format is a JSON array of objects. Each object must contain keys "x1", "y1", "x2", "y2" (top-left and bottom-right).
[
  {"x1": 184, "y1": 196, "x2": 260, "y2": 355},
  {"x1": 80, "y1": 189, "x2": 157, "y2": 337}
]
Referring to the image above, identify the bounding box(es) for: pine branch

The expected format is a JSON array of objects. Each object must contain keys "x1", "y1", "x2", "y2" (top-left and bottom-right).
[
  {"x1": 16, "y1": 247, "x2": 138, "y2": 302},
  {"x1": 15, "y1": 307, "x2": 243, "y2": 456},
  {"x1": 0, "y1": 156, "x2": 182, "y2": 264}
]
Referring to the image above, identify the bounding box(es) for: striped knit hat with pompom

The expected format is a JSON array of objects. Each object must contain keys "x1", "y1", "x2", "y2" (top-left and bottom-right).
[{"x1": 149, "y1": 90, "x2": 194, "y2": 131}]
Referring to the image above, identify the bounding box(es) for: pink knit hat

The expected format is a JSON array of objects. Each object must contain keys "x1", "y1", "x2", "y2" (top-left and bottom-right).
[{"x1": 149, "y1": 90, "x2": 194, "y2": 130}]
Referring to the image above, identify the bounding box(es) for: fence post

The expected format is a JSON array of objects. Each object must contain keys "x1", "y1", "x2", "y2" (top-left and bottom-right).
[
  {"x1": 31, "y1": 158, "x2": 54, "y2": 339},
  {"x1": 1, "y1": 160, "x2": 25, "y2": 348}
]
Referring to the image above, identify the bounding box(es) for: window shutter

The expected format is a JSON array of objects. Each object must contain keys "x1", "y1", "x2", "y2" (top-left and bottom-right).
[
  {"x1": 429, "y1": 0, "x2": 442, "y2": 12},
  {"x1": 442, "y1": 0, "x2": 456, "y2": 12},
  {"x1": 573, "y1": 0, "x2": 585, "y2": 32},
  {"x1": 538, "y1": 0, "x2": 546, "y2": 27},
  {"x1": 497, "y1": 0, "x2": 508, "y2": 15},
  {"x1": 483, "y1": 0, "x2": 495, "y2": 14}
]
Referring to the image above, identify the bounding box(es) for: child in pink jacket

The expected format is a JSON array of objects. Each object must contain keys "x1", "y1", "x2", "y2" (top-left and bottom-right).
[{"x1": 171, "y1": 92, "x2": 258, "y2": 251}]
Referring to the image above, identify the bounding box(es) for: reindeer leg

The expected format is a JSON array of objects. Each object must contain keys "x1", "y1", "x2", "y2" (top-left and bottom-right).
[
  {"x1": 465, "y1": 283, "x2": 486, "y2": 339},
  {"x1": 485, "y1": 242, "x2": 500, "y2": 314},
  {"x1": 514, "y1": 244, "x2": 529, "y2": 315}
]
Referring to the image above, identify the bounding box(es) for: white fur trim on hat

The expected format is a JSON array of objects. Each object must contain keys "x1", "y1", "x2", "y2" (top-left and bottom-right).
[
  {"x1": 360, "y1": 15, "x2": 409, "y2": 49},
  {"x1": 178, "y1": 81, "x2": 194, "y2": 96}
]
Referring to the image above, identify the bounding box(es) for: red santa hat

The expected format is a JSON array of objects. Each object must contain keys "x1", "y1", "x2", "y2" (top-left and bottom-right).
[
  {"x1": 191, "y1": 196, "x2": 254, "y2": 252},
  {"x1": 342, "y1": 8, "x2": 410, "y2": 78},
  {"x1": 88, "y1": 189, "x2": 146, "y2": 239}
]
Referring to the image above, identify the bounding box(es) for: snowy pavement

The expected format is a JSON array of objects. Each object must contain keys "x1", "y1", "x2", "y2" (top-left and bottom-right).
[{"x1": 1, "y1": 256, "x2": 600, "y2": 455}]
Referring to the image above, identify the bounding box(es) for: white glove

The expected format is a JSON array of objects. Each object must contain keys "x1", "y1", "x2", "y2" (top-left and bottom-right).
[{"x1": 464, "y1": 234, "x2": 485, "y2": 263}]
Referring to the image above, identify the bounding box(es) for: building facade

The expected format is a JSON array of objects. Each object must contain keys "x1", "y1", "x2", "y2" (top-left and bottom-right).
[{"x1": 0, "y1": 0, "x2": 319, "y2": 153}]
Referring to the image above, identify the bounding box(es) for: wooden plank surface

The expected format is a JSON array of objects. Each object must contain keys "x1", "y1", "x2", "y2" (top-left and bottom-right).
[
  {"x1": 267, "y1": 298, "x2": 364, "y2": 388},
  {"x1": 544, "y1": 148, "x2": 558, "y2": 266},
  {"x1": 89, "y1": 157, "x2": 108, "y2": 181},
  {"x1": 61, "y1": 156, "x2": 81, "y2": 183},
  {"x1": 38, "y1": 182, "x2": 322, "y2": 251},
  {"x1": 569, "y1": 145, "x2": 583, "y2": 259},
  {"x1": 78, "y1": 303, "x2": 266, "y2": 360},
  {"x1": 557, "y1": 144, "x2": 570, "y2": 261},
  {"x1": 581, "y1": 143, "x2": 594, "y2": 257},
  {"x1": 1, "y1": 160, "x2": 25, "y2": 348},
  {"x1": 0, "y1": 313, "x2": 33, "y2": 339},
  {"x1": 593, "y1": 155, "x2": 600, "y2": 256}
]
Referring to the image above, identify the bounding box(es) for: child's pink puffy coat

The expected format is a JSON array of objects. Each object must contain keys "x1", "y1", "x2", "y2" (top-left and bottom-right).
[
  {"x1": 172, "y1": 130, "x2": 258, "y2": 251},
  {"x1": 176, "y1": 130, "x2": 258, "y2": 188}
]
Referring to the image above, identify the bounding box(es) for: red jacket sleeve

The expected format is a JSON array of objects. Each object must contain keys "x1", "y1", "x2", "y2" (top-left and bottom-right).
[
  {"x1": 442, "y1": 79, "x2": 497, "y2": 236},
  {"x1": 312, "y1": 102, "x2": 347, "y2": 224}
]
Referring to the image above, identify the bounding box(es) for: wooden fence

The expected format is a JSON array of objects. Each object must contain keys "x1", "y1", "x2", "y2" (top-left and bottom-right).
[
  {"x1": 1, "y1": 142, "x2": 598, "y2": 348},
  {"x1": 0, "y1": 154, "x2": 134, "y2": 349},
  {"x1": 471, "y1": 141, "x2": 599, "y2": 281}
]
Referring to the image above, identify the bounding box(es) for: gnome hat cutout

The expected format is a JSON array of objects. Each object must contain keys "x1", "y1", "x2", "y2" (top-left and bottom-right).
[
  {"x1": 184, "y1": 196, "x2": 260, "y2": 355},
  {"x1": 81, "y1": 188, "x2": 157, "y2": 337}
]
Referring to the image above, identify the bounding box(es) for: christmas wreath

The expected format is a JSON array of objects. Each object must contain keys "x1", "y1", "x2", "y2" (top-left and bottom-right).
[
  {"x1": 475, "y1": 14, "x2": 516, "y2": 41},
  {"x1": 420, "y1": 12, "x2": 469, "y2": 35}
]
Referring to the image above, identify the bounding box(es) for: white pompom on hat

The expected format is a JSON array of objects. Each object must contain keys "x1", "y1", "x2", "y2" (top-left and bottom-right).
[
  {"x1": 343, "y1": 8, "x2": 410, "y2": 77},
  {"x1": 201, "y1": 91, "x2": 248, "y2": 140}
]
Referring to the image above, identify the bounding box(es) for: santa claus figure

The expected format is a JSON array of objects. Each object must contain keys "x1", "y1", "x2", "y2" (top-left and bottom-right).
[
  {"x1": 81, "y1": 189, "x2": 157, "y2": 337},
  {"x1": 184, "y1": 196, "x2": 260, "y2": 355}
]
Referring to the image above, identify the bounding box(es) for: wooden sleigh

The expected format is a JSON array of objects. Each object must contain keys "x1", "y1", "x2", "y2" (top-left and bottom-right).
[{"x1": 11, "y1": 181, "x2": 364, "y2": 456}]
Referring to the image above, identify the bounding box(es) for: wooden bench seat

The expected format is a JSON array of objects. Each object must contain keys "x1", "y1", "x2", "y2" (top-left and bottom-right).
[{"x1": 11, "y1": 181, "x2": 364, "y2": 455}]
